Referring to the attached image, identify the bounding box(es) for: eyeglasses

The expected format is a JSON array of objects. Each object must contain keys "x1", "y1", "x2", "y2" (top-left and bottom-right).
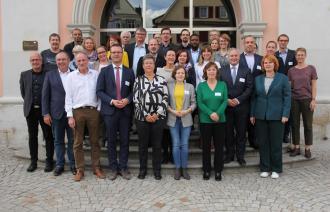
[
  {"x1": 111, "y1": 52, "x2": 123, "y2": 54},
  {"x1": 279, "y1": 39, "x2": 289, "y2": 42},
  {"x1": 97, "y1": 51, "x2": 106, "y2": 54}
]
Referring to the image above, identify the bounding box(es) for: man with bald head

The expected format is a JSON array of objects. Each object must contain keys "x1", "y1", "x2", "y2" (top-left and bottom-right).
[
  {"x1": 42, "y1": 51, "x2": 76, "y2": 176},
  {"x1": 20, "y1": 52, "x2": 54, "y2": 172},
  {"x1": 65, "y1": 52, "x2": 105, "y2": 181},
  {"x1": 221, "y1": 48, "x2": 253, "y2": 166}
]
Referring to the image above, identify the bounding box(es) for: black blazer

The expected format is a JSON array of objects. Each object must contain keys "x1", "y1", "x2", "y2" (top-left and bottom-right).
[
  {"x1": 96, "y1": 64, "x2": 135, "y2": 116},
  {"x1": 136, "y1": 54, "x2": 165, "y2": 77},
  {"x1": 19, "y1": 69, "x2": 46, "y2": 117},
  {"x1": 125, "y1": 43, "x2": 149, "y2": 69},
  {"x1": 64, "y1": 41, "x2": 75, "y2": 61},
  {"x1": 42, "y1": 69, "x2": 72, "y2": 119},
  {"x1": 239, "y1": 53, "x2": 263, "y2": 78},
  {"x1": 220, "y1": 64, "x2": 253, "y2": 106},
  {"x1": 275, "y1": 49, "x2": 296, "y2": 75}
]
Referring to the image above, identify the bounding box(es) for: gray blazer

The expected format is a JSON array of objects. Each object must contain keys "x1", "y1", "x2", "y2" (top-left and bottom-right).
[{"x1": 167, "y1": 81, "x2": 196, "y2": 127}]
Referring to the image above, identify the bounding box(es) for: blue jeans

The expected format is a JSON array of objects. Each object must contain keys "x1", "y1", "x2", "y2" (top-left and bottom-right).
[
  {"x1": 52, "y1": 113, "x2": 75, "y2": 168},
  {"x1": 169, "y1": 118, "x2": 191, "y2": 168}
]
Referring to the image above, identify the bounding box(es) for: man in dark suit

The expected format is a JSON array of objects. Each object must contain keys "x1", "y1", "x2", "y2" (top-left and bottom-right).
[
  {"x1": 275, "y1": 34, "x2": 297, "y2": 143},
  {"x1": 158, "y1": 27, "x2": 178, "y2": 60},
  {"x1": 96, "y1": 44, "x2": 135, "y2": 180},
  {"x1": 136, "y1": 38, "x2": 165, "y2": 77},
  {"x1": 222, "y1": 48, "x2": 253, "y2": 166},
  {"x1": 63, "y1": 28, "x2": 83, "y2": 61},
  {"x1": 19, "y1": 52, "x2": 54, "y2": 172},
  {"x1": 42, "y1": 51, "x2": 76, "y2": 176},
  {"x1": 189, "y1": 33, "x2": 201, "y2": 66},
  {"x1": 125, "y1": 27, "x2": 148, "y2": 75},
  {"x1": 239, "y1": 35, "x2": 263, "y2": 149},
  {"x1": 178, "y1": 29, "x2": 191, "y2": 51}
]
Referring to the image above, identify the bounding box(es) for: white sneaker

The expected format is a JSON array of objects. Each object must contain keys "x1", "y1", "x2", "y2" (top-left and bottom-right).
[
  {"x1": 271, "y1": 172, "x2": 279, "y2": 179},
  {"x1": 260, "y1": 172, "x2": 269, "y2": 178}
]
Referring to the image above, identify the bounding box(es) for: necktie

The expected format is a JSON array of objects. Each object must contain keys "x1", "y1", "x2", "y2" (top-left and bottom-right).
[
  {"x1": 231, "y1": 66, "x2": 237, "y2": 84},
  {"x1": 115, "y1": 66, "x2": 121, "y2": 100}
]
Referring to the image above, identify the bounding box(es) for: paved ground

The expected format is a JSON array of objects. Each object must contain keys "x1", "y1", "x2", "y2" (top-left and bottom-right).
[{"x1": 1, "y1": 138, "x2": 330, "y2": 212}]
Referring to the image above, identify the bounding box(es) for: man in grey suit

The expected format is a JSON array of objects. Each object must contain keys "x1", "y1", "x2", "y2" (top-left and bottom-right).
[
  {"x1": 19, "y1": 52, "x2": 54, "y2": 172},
  {"x1": 42, "y1": 51, "x2": 76, "y2": 176}
]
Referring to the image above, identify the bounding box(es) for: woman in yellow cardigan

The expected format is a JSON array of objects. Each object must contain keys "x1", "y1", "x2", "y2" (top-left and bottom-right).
[{"x1": 106, "y1": 34, "x2": 129, "y2": 67}]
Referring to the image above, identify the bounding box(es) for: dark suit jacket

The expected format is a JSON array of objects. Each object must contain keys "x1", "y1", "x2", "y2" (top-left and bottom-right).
[
  {"x1": 19, "y1": 69, "x2": 46, "y2": 117},
  {"x1": 275, "y1": 49, "x2": 296, "y2": 75},
  {"x1": 125, "y1": 43, "x2": 149, "y2": 69},
  {"x1": 239, "y1": 53, "x2": 263, "y2": 78},
  {"x1": 96, "y1": 64, "x2": 135, "y2": 116},
  {"x1": 64, "y1": 41, "x2": 75, "y2": 61},
  {"x1": 42, "y1": 69, "x2": 72, "y2": 119},
  {"x1": 251, "y1": 73, "x2": 291, "y2": 120},
  {"x1": 157, "y1": 43, "x2": 178, "y2": 61},
  {"x1": 220, "y1": 64, "x2": 253, "y2": 106},
  {"x1": 136, "y1": 54, "x2": 165, "y2": 77}
]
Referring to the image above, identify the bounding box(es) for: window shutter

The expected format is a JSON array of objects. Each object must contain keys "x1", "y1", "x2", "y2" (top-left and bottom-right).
[
  {"x1": 184, "y1": 7, "x2": 189, "y2": 19},
  {"x1": 194, "y1": 7, "x2": 199, "y2": 18},
  {"x1": 209, "y1": 6, "x2": 213, "y2": 18},
  {"x1": 215, "y1": 6, "x2": 219, "y2": 18}
]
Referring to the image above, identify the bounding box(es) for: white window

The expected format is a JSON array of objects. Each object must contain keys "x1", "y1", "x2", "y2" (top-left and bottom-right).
[
  {"x1": 199, "y1": 7, "x2": 208, "y2": 18},
  {"x1": 219, "y1": 6, "x2": 228, "y2": 19}
]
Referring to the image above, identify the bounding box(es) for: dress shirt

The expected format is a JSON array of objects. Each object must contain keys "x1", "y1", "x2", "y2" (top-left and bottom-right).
[
  {"x1": 58, "y1": 69, "x2": 71, "y2": 91},
  {"x1": 65, "y1": 69, "x2": 100, "y2": 117},
  {"x1": 279, "y1": 49, "x2": 288, "y2": 64},
  {"x1": 190, "y1": 48, "x2": 200, "y2": 65},
  {"x1": 244, "y1": 52, "x2": 255, "y2": 71},
  {"x1": 133, "y1": 43, "x2": 146, "y2": 75}
]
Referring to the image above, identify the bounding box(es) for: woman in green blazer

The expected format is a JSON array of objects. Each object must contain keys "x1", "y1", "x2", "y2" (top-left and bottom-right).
[
  {"x1": 197, "y1": 62, "x2": 228, "y2": 181},
  {"x1": 250, "y1": 55, "x2": 291, "y2": 179}
]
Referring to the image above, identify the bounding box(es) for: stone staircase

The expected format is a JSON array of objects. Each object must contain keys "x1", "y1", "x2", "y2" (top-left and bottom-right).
[{"x1": 13, "y1": 129, "x2": 316, "y2": 174}]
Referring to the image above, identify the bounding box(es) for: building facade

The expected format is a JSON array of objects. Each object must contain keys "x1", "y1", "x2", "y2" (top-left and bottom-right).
[{"x1": 0, "y1": 0, "x2": 329, "y2": 145}]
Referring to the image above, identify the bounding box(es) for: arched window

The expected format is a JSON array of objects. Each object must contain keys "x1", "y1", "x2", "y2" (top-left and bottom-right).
[{"x1": 100, "y1": 0, "x2": 236, "y2": 46}]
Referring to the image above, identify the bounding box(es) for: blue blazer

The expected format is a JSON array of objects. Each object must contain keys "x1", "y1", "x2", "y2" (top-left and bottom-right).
[
  {"x1": 96, "y1": 64, "x2": 135, "y2": 116},
  {"x1": 41, "y1": 70, "x2": 69, "y2": 119},
  {"x1": 275, "y1": 49, "x2": 297, "y2": 75},
  {"x1": 250, "y1": 73, "x2": 291, "y2": 120},
  {"x1": 239, "y1": 53, "x2": 263, "y2": 78}
]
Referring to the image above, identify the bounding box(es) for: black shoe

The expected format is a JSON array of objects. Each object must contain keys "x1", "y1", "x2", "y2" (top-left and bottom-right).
[
  {"x1": 53, "y1": 166, "x2": 64, "y2": 176},
  {"x1": 70, "y1": 166, "x2": 77, "y2": 175},
  {"x1": 215, "y1": 172, "x2": 222, "y2": 181},
  {"x1": 203, "y1": 172, "x2": 210, "y2": 180},
  {"x1": 154, "y1": 172, "x2": 162, "y2": 180},
  {"x1": 283, "y1": 136, "x2": 290, "y2": 143},
  {"x1": 237, "y1": 159, "x2": 246, "y2": 166},
  {"x1": 224, "y1": 157, "x2": 234, "y2": 164},
  {"x1": 44, "y1": 161, "x2": 54, "y2": 172},
  {"x1": 27, "y1": 162, "x2": 37, "y2": 172},
  {"x1": 137, "y1": 170, "x2": 147, "y2": 179},
  {"x1": 161, "y1": 155, "x2": 169, "y2": 164}
]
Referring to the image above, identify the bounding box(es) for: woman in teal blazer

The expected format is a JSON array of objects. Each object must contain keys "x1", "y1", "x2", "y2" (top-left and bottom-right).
[
  {"x1": 197, "y1": 62, "x2": 227, "y2": 181},
  {"x1": 250, "y1": 55, "x2": 291, "y2": 179}
]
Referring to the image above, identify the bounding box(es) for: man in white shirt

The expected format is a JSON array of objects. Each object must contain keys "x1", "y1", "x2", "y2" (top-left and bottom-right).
[
  {"x1": 42, "y1": 51, "x2": 76, "y2": 176},
  {"x1": 65, "y1": 52, "x2": 105, "y2": 181}
]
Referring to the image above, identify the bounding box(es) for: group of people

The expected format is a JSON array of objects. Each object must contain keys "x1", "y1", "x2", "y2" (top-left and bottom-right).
[{"x1": 19, "y1": 27, "x2": 317, "y2": 182}]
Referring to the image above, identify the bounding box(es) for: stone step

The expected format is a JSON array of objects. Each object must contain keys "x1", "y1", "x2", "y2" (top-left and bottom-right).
[{"x1": 13, "y1": 144, "x2": 316, "y2": 174}]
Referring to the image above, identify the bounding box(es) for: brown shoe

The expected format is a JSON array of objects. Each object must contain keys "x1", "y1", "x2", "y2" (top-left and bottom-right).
[
  {"x1": 94, "y1": 168, "x2": 106, "y2": 179},
  {"x1": 289, "y1": 148, "x2": 301, "y2": 157},
  {"x1": 74, "y1": 169, "x2": 84, "y2": 181},
  {"x1": 305, "y1": 149, "x2": 312, "y2": 159}
]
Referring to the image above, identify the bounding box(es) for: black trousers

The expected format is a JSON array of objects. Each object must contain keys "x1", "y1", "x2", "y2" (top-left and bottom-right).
[
  {"x1": 136, "y1": 119, "x2": 165, "y2": 174},
  {"x1": 26, "y1": 107, "x2": 54, "y2": 163},
  {"x1": 256, "y1": 119, "x2": 284, "y2": 173},
  {"x1": 225, "y1": 106, "x2": 249, "y2": 160},
  {"x1": 200, "y1": 122, "x2": 225, "y2": 173}
]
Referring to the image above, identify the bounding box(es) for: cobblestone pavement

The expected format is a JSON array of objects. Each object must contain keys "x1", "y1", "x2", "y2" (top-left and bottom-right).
[{"x1": 1, "y1": 139, "x2": 330, "y2": 212}]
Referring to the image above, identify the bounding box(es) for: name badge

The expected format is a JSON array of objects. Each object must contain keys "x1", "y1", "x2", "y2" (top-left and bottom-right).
[
  {"x1": 215, "y1": 92, "x2": 221, "y2": 97},
  {"x1": 239, "y1": 78, "x2": 245, "y2": 83},
  {"x1": 125, "y1": 81, "x2": 130, "y2": 86},
  {"x1": 257, "y1": 65, "x2": 262, "y2": 70},
  {"x1": 184, "y1": 90, "x2": 190, "y2": 95},
  {"x1": 288, "y1": 62, "x2": 293, "y2": 65}
]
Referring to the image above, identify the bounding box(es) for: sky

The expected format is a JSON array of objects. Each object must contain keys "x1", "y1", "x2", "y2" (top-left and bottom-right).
[{"x1": 128, "y1": 0, "x2": 175, "y2": 26}]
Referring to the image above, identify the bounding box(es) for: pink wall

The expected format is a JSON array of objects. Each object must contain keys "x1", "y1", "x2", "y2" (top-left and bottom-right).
[
  {"x1": 0, "y1": 0, "x2": 3, "y2": 96},
  {"x1": 58, "y1": 0, "x2": 74, "y2": 49},
  {"x1": 261, "y1": 0, "x2": 279, "y2": 54}
]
